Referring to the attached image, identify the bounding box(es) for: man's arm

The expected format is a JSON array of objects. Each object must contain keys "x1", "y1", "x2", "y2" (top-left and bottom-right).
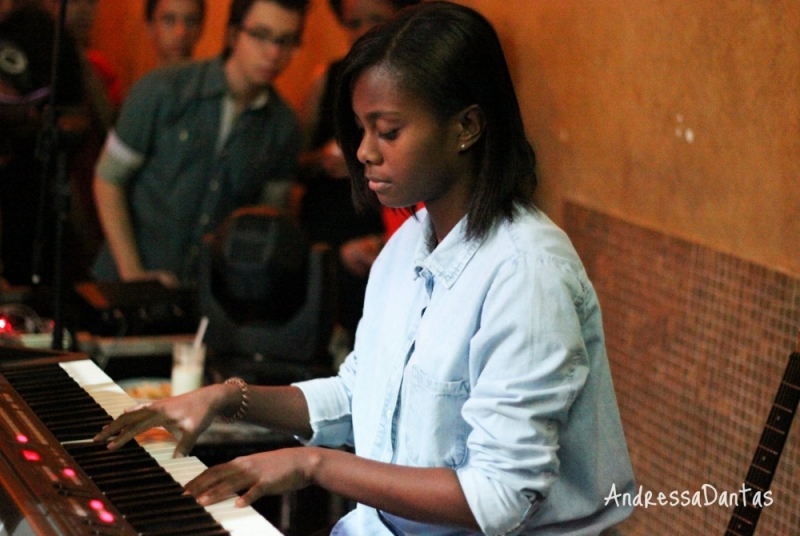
[
  {"x1": 93, "y1": 177, "x2": 140, "y2": 278},
  {"x1": 93, "y1": 177, "x2": 178, "y2": 287}
]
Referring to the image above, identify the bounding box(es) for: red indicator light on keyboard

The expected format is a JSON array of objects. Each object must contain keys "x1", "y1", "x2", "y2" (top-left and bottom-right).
[
  {"x1": 89, "y1": 500, "x2": 104, "y2": 510},
  {"x1": 22, "y1": 450, "x2": 40, "y2": 462},
  {"x1": 15, "y1": 434, "x2": 28, "y2": 443},
  {"x1": 63, "y1": 468, "x2": 77, "y2": 478},
  {"x1": 98, "y1": 510, "x2": 115, "y2": 523}
]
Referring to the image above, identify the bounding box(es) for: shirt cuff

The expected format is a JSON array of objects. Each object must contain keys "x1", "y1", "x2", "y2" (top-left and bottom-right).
[
  {"x1": 292, "y1": 377, "x2": 353, "y2": 447},
  {"x1": 457, "y1": 466, "x2": 540, "y2": 536},
  {"x1": 95, "y1": 129, "x2": 144, "y2": 186}
]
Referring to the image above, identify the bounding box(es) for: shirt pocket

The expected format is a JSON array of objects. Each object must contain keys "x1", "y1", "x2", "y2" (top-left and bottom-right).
[{"x1": 402, "y1": 365, "x2": 470, "y2": 469}]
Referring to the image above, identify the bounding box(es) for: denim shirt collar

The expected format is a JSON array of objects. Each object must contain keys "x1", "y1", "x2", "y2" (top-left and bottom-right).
[{"x1": 412, "y1": 212, "x2": 485, "y2": 290}]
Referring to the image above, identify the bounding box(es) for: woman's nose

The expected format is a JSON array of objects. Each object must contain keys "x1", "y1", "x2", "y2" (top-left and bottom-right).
[{"x1": 356, "y1": 132, "x2": 380, "y2": 165}]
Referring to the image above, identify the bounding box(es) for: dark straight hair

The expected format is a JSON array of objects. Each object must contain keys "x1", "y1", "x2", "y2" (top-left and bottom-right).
[
  {"x1": 145, "y1": 0, "x2": 206, "y2": 22},
  {"x1": 328, "y1": 0, "x2": 420, "y2": 22},
  {"x1": 223, "y1": 0, "x2": 310, "y2": 57},
  {"x1": 333, "y1": 1, "x2": 537, "y2": 242},
  {"x1": 228, "y1": 0, "x2": 310, "y2": 27}
]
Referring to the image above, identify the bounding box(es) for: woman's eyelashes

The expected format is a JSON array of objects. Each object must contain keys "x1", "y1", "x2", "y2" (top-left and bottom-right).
[{"x1": 378, "y1": 128, "x2": 399, "y2": 140}]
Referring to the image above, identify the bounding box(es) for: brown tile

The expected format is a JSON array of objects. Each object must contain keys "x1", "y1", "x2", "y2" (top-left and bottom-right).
[{"x1": 564, "y1": 201, "x2": 800, "y2": 535}]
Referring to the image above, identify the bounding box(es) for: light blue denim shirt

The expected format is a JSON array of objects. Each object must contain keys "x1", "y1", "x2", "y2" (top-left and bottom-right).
[{"x1": 295, "y1": 207, "x2": 635, "y2": 535}]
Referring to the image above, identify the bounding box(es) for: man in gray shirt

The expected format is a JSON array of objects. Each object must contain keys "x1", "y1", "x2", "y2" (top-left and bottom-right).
[{"x1": 92, "y1": 0, "x2": 308, "y2": 287}]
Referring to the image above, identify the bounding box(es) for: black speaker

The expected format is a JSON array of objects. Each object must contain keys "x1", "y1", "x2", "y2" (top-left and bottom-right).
[{"x1": 198, "y1": 207, "x2": 337, "y2": 385}]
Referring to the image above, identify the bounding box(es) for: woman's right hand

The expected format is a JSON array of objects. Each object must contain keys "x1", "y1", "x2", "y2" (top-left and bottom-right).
[{"x1": 93, "y1": 383, "x2": 230, "y2": 458}]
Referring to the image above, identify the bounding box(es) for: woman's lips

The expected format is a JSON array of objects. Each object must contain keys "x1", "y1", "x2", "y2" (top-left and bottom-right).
[{"x1": 367, "y1": 178, "x2": 390, "y2": 193}]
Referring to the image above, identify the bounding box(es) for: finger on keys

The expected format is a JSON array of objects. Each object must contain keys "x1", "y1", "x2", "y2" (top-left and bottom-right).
[
  {"x1": 174, "y1": 429, "x2": 200, "y2": 458},
  {"x1": 92, "y1": 415, "x2": 128, "y2": 442},
  {"x1": 236, "y1": 486, "x2": 262, "y2": 508},
  {"x1": 94, "y1": 405, "x2": 144, "y2": 440},
  {"x1": 187, "y1": 466, "x2": 239, "y2": 506},
  {"x1": 93, "y1": 410, "x2": 153, "y2": 448},
  {"x1": 123, "y1": 402, "x2": 151, "y2": 413}
]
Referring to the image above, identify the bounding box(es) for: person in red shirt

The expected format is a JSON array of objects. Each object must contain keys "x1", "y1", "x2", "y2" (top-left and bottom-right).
[{"x1": 298, "y1": 0, "x2": 420, "y2": 342}]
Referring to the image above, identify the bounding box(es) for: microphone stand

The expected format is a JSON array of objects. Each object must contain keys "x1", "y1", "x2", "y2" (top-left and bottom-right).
[{"x1": 32, "y1": 0, "x2": 72, "y2": 351}]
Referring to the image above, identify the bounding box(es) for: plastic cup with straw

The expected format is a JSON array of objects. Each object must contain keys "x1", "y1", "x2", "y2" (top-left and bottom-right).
[{"x1": 171, "y1": 316, "x2": 209, "y2": 396}]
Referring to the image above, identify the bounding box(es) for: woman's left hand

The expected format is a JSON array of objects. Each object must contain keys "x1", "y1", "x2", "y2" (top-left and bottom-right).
[{"x1": 187, "y1": 448, "x2": 319, "y2": 507}]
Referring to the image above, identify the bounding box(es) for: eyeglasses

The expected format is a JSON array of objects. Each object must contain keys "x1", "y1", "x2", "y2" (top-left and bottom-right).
[{"x1": 239, "y1": 26, "x2": 301, "y2": 51}]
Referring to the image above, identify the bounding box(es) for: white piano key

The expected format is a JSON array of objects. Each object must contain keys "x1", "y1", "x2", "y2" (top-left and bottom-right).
[
  {"x1": 59, "y1": 359, "x2": 282, "y2": 535},
  {"x1": 142, "y1": 442, "x2": 178, "y2": 462}
]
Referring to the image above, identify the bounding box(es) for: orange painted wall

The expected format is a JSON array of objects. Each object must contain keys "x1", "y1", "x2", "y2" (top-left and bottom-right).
[
  {"x1": 468, "y1": 0, "x2": 800, "y2": 277},
  {"x1": 91, "y1": 0, "x2": 800, "y2": 276}
]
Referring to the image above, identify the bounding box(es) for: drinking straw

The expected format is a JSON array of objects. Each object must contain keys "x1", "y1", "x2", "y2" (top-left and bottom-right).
[{"x1": 193, "y1": 316, "x2": 209, "y2": 349}]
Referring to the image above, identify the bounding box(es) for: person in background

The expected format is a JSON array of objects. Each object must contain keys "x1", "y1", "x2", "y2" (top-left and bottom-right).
[
  {"x1": 0, "y1": 0, "x2": 14, "y2": 20},
  {"x1": 298, "y1": 0, "x2": 420, "y2": 346},
  {"x1": 0, "y1": 4, "x2": 90, "y2": 285},
  {"x1": 54, "y1": 0, "x2": 123, "y2": 109},
  {"x1": 146, "y1": 0, "x2": 205, "y2": 67},
  {"x1": 40, "y1": 0, "x2": 122, "y2": 279},
  {"x1": 91, "y1": 0, "x2": 307, "y2": 289},
  {"x1": 95, "y1": 3, "x2": 636, "y2": 534}
]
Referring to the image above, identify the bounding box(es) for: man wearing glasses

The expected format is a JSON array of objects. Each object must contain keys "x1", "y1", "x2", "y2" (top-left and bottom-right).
[{"x1": 92, "y1": 0, "x2": 308, "y2": 288}]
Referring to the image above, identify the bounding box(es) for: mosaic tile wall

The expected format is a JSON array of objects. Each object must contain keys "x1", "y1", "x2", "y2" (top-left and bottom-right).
[{"x1": 563, "y1": 201, "x2": 800, "y2": 535}]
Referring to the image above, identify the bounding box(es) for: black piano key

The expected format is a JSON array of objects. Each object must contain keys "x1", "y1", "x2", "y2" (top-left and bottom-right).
[
  {"x1": 104, "y1": 482, "x2": 188, "y2": 505},
  {"x1": 142, "y1": 525, "x2": 231, "y2": 536},
  {"x1": 27, "y1": 397, "x2": 108, "y2": 412},
  {"x1": 90, "y1": 467, "x2": 171, "y2": 485},
  {"x1": 125, "y1": 501, "x2": 209, "y2": 523},
  {"x1": 1, "y1": 363, "x2": 65, "y2": 382},
  {"x1": 109, "y1": 483, "x2": 190, "y2": 507},
  {"x1": 67, "y1": 442, "x2": 140, "y2": 458},
  {"x1": 48, "y1": 416, "x2": 113, "y2": 431},
  {"x1": 115, "y1": 494, "x2": 200, "y2": 514},
  {"x1": 17, "y1": 383, "x2": 79, "y2": 393},
  {"x1": 91, "y1": 470, "x2": 176, "y2": 490},
  {"x1": 57, "y1": 430, "x2": 108, "y2": 442},
  {"x1": 80, "y1": 456, "x2": 157, "y2": 472},
  {"x1": 132, "y1": 513, "x2": 223, "y2": 535},
  {"x1": 29, "y1": 400, "x2": 107, "y2": 413},
  {"x1": 4, "y1": 364, "x2": 232, "y2": 536},
  {"x1": 67, "y1": 441, "x2": 141, "y2": 454},
  {"x1": 23, "y1": 391, "x2": 98, "y2": 405},
  {"x1": 4, "y1": 364, "x2": 118, "y2": 443}
]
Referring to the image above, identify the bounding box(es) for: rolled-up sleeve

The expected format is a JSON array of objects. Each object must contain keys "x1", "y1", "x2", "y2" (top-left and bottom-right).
[
  {"x1": 95, "y1": 129, "x2": 144, "y2": 186},
  {"x1": 94, "y1": 70, "x2": 165, "y2": 186},
  {"x1": 457, "y1": 254, "x2": 591, "y2": 535},
  {"x1": 293, "y1": 351, "x2": 358, "y2": 447}
]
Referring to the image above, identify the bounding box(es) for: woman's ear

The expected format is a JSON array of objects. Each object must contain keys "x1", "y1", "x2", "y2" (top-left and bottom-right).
[{"x1": 456, "y1": 104, "x2": 485, "y2": 152}]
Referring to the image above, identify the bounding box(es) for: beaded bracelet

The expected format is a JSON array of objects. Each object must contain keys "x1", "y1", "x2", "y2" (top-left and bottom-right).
[{"x1": 221, "y1": 377, "x2": 249, "y2": 423}]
